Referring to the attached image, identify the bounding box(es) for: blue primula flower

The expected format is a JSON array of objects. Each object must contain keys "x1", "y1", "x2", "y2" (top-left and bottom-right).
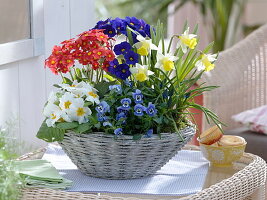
[
  {"x1": 101, "y1": 24, "x2": 117, "y2": 37},
  {"x1": 111, "y1": 18, "x2": 127, "y2": 34},
  {"x1": 109, "y1": 85, "x2": 122, "y2": 94},
  {"x1": 97, "y1": 113, "x2": 107, "y2": 122},
  {"x1": 125, "y1": 16, "x2": 141, "y2": 30},
  {"x1": 108, "y1": 59, "x2": 119, "y2": 75},
  {"x1": 114, "y1": 42, "x2": 132, "y2": 55},
  {"x1": 146, "y1": 102, "x2": 157, "y2": 117},
  {"x1": 95, "y1": 101, "x2": 110, "y2": 113},
  {"x1": 124, "y1": 51, "x2": 139, "y2": 65},
  {"x1": 145, "y1": 129, "x2": 153, "y2": 138},
  {"x1": 132, "y1": 89, "x2": 143, "y2": 104},
  {"x1": 93, "y1": 18, "x2": 110, "y2": 29},
  {"x1": 114, "y1": 128, "x2": 123, "y2": 136},
  {"x1": 120, "y1": 98, "x2": 132, "y2": 109},
  {"x1": 115, "y1": 64, "x2": 131, "y2": 80},
  {"x1": 134, "y1": 104, "x2": 146, "y2": 117}
]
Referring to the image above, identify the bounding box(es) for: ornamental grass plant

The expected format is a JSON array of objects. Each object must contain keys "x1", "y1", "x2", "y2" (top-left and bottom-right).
[{"x1": 37, "y1": 17, "x2": 221, "y2": 142}]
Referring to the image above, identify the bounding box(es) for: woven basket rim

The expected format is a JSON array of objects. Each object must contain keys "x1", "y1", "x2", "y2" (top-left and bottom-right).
[{"x1": 65, "y1": 124, "x2": 195, "y2": 140}]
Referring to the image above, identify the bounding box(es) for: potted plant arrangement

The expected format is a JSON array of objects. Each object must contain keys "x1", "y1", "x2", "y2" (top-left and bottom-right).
[{"x1": 37, "y1": 17, "x2": 220, "y2": 179}]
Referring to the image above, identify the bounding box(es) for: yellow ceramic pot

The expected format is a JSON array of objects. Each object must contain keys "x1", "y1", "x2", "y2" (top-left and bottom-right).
[{"x1": 199, "y1": 140, "x2": 247, "y2": 167}]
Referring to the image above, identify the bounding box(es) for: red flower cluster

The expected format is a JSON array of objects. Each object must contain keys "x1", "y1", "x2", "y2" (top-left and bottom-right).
[{"x1": 45, "y1": 30, "x2": 115, "y2": 74}]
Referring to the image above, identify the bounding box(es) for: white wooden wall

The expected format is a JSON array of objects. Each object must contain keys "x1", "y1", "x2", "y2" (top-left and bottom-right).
[{"x1": 0, "y1": 0, "x2": 96, "y2": 154}]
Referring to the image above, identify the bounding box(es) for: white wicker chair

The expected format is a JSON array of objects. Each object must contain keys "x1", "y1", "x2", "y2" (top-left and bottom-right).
[{"x1": 202, "y1": 24, "x2": 267, "y2": 131}]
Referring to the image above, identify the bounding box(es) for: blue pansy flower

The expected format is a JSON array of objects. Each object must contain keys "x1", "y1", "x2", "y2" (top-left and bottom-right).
[
  {"x1": 124, "y1": 51, "x2": 139, "y2": 65},
  {"x1": 116, "y1": 112, "x2": 127, "y2": 121},
  {"x1": 95, "y1": 101, "x2": 110, "y2": 113},
  {"x1": 125, "y1": 16, "x2": 141, "y2": 30},
  {"x1": 124, "y1": 79, "x2": 133, "y2": 87},
  {"x1": 146, "y1": 102, "x2": 157, "y2": 117},
  {"x1": 101, "y1": 24, "x2": 117, "y2": 37},
  {"x1": 103, "y1": 121, "x2": 112, "y2": 127},
  {"x1": 117, "y1": 106, "x2": 129, "y2": 114},
  {"x1": 115, "y1": 64, "x2": 131, "y2": 80},
  {"x1": 114, "y1": 42, "x2": 132, "y2": 55},
  {"x1": 145, "y1": 129, "x2": 153, "y2": 138},
  {"x1": 109, "y1": 85, "x2": 122, "y2": 94},
  {"x1": 120, "y1": 98, "x2": 132, "y2": 110},
  {"x1": 114, "y1": 128, "x2": 123, "y2": 136},
  {"x1": 132, "y1": 89, "x2": 143, "y2": 104},
  {"x1": 111, "y1": 18, "x2": 127, "y2": 34},
  {"x1": 144, "y1": 24, "x2": 151, "y2": 37},
  {"x1": 134, "y1": 104, "x2": 146, "y2": 117},
  {"x1": 97, "y1": 113, "x2": 107, "y2": 122}
]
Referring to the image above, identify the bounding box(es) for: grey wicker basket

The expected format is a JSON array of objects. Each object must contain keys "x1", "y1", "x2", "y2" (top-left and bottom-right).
[{"x1": 58, "y1": 125, "x2": 195, "y2": 179}]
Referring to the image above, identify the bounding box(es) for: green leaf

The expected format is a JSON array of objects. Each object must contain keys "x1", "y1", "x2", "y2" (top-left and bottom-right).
[
  {"x1": 36, "y1": 120, "x2": 65, "y2": 142},
  {"x1": 94, "y1": 122, "x2": 101, "y2": 129},
  {"x1": 53, "y1": 84, "x2": 61, "y2": 88},
  {"x1": 133, "y1": 134, "x2": 142, "y2": 140},
  {"x1": 75, "y1": 123, "x2": 91, "y2": 133},
  {"x1": 94, "y1": 81, "x2": 116, "y2": 98},
  {"x1": 56, "y1": 122, "x2": 79, "y2": 130}
]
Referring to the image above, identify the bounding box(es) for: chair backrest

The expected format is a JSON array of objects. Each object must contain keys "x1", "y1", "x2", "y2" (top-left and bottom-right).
[{"x1": 202, "y1": 24, "x2": 267, "y2": 130}]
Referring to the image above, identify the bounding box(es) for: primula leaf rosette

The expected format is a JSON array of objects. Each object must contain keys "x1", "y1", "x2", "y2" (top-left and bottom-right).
[{"x1": 37, "y1": 17, "x2": 222, "y2": 142}]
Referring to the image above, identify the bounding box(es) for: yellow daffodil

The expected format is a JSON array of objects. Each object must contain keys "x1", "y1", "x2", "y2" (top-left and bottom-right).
[
  {"x1": 134, "y1": 35, "x2": 158, "y2": 56},
  {"x1": 196, "y1": 53, "x2": 217, "y2": 71},
  {"x1": 178, "y1": 28, "x2": 197, "y2": 53},
  {"x1": 129, "y1": 63, "x2": 154, "y2": 82},
  {"x1": 155, "y1": 52, "x2": 178, "y2": 71}
]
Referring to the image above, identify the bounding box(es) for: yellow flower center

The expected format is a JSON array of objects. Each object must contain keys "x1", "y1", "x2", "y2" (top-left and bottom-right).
[
  {"x1": 179, "y1": 36, "x2": 197, "y2": 49},
  {"x1": 58, "y1": 118, "x2": 65, "y2": 122},
  {"x1": 64, "y1": 101, "x2": 72, "y2": 109},
  {"x1": 97, "y1": 52, "x2": 102, "y2": 55},
  {"x1": 121, "y1": 49, "x2": 125, "y2": 52},
  {"x1": 137, "y1": 46, "x2": 148, "y2": 56},
  {"x1": 76, "y1": 107, "x2": 85, "y2": 117},
  {"x1": 162, "y1": 59, "x2": 174, "y2": 71},
  {"x1": 135, "y1": 71, "x2": 147, "y2": 82},
  {"x1": 109, "y1": 31, "x2": 113, "y2": 34},
  {"x1": 202, "y1": 55, "x2": 215, "y2": 72},
  {"x1": 51, "y1": 60, "x2": 55, "y2": 64},
  {"x1": 88, "y1": 52, "x2": 92, "y2": 56},
  {"x1": 51, "y1": 114, "x2": 57, "y2": 119},
  {"x1": 88, "y1": 91, "x2": 97, "y2": 98}
]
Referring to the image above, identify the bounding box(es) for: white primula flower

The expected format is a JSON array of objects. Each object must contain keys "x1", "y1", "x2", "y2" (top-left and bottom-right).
[
  {"x1": 129, "y1": 63, "x2": 154, "y2": 82},
  {"x1": 59, "y1": 92, "x2": 77, "y2": 110},
  {"x1": 43, "y1": 103, "x2": 62, "y2": 127},
  {"x1": 84, "y1": 89, "x2": 100, "y2": 105},
  {"x1": 68, "y1": 98, "x2": 92, "y2": 124},
  {"x1": 196, "y1": 53, "x2": 217, "y2": 72},
  {"x1": 134, "y1": 35, "x2": 158, "y2": 56},
  {"x1": 47, "y1": 91, "x2": 59, "y2": 104},
  {"x1": 177, "y1": 27, "x2": 197, "y2": 54},
  {"x1": 155, "y1": 52, "x2": 178, "y2": 72}
]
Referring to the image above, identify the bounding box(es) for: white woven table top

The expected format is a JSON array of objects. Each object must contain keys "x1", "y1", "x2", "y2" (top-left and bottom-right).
[{"x1": 42, "y1": 144, "x2": 209, "y2": 196}]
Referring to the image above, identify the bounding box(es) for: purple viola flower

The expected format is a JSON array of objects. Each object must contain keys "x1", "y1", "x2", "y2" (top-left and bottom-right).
[
  {"x1": 114, "y1": 128, "x2": 123, "y2": 136},
  {"x1": 124, "y1": 51, "x2": 139, "y2": 65},
  {"x1": 145, "y1": 129, "x2": 153, "y2": 138},
  {"x1": 115, "y1": 64, "x2": 131, "y2": 80},
  {"x1": 132, "y1": 89, "x2": 143, "y2": 104},
  {"x1": 109, "y1": 85, "x2": 122, "y2": 94},
  {"x1": 125, "y1": 16, "x2": 141, "y2": 30},
  {"x1": 95, "y1": 101, "x2": 110, "y2": 114},
  {"x1": 97, "y1": 113, "x2": 107, "y2": 122},
  {"x1": 146, "y1": 102, "x2": 157, "y2": 117},
  {"x1": 134, "y1": 104, "x2": 146, "y2": 117},
  {"x1": 114, "y1": 42, "x2": 132, "y2": 55},
  {"x1": 120, "y1": 98, "x2": 132, "y2": 109},
  {"x1": 102, "y1": 24, "x2": 116, "y2": 37},
  {"x1": 111, "y1": 18, "x2": 127, "y2": 34}
]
